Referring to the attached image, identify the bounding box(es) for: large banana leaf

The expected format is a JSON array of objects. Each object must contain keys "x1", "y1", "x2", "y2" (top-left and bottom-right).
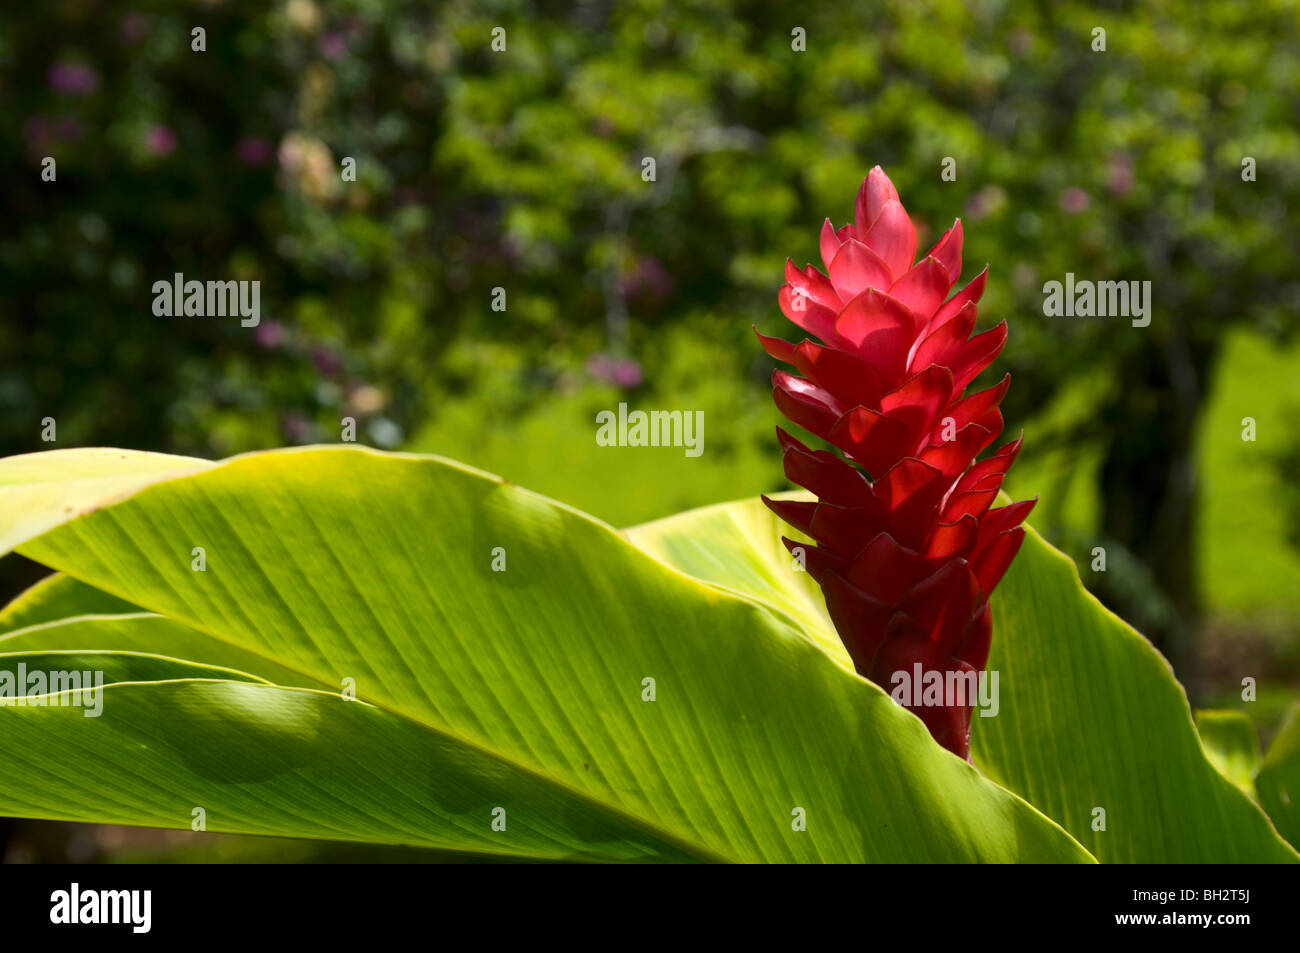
[
  {"x1": 0, "y1": 650, "x2": 702, "y2": 861},
  {"x1": 0, "y1": 446, "x2": 1091, "y2": 863},
  {"x1": 628, "y1": 496, "x2": 1299, "y2": 863}
]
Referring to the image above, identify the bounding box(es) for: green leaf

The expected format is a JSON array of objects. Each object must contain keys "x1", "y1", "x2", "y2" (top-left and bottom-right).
[
  {"x1": 0, "y1": 615, "x2": 330, "y2": 691},
  {"x1": 630, "y1": 491, "x2": 851, "y2": 668},
  {"x1": 0, "y1": 655, "x2": 705, "y2": 862},
  {"x1": 0, "y1": 649, "x2": 266, "y2": 690},
  {"x1": 0, "y1": 573, "x2": 142, "y2": 634},
  {"x1": 1194, "y1": 709, "x2": 1260, "y2": 795},
  {"x1": 1256, "y1": 703, "x2": 1300, "y2": 851},
  {"x1": 0, "y1": 448, "x2": 210, "y2": 555},
  {"x1": 0, "y1": 446, "x2": 1091, "y2": 863},
  {"x1": 626, "y1": 494, "x2": 1300, "y2": 863}
]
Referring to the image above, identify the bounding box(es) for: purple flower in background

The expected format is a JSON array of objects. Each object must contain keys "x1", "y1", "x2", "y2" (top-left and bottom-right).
[
  {"x1": 611, "y1": 359, "x2": 644, "y2": 389},
  {"x1": 1107, "y1": 153, "x2": 1135, "y2": 196},
  {"x1": 24, "y1": 115, "x2": 83, "y2": 153},
  {"x1": 145, "y1": 126, "x2": 178, "y2": 157},
  {"x1": 618, "y1": 255, "x2": 674, "y2": 300},
  {"x1": 281, "y1": 414, "x2": 311, "y2": 444},
  {"x1": 236, "y1": 136, "x2": 274, "y2": 166},
  {"x1": 319, "y1": 33, "x2": 347, "y2": 61},
  {"x1": 635, "y1": 255, "x2": 673, "y2": 299},
  {"x1": 48, "y1": 62, "x2": 99, "y2": 96},
  {"x1": 1059, "y1": 186, "x2": 1090, "y2": 214},
  {"x1": 586, "y1": 353, "x2": 643, "y2": 389},
  {"x1": 311, "y1": 346, "x2": 343, "y2": 377},
  {"x1": 586, "y1": 353, "x2": 615, "y2": 381},
  {"x1": 255, "y1": 320, "x2": 286, "y2": 349}
]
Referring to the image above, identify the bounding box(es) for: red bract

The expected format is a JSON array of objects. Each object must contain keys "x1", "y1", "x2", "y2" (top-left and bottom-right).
[{"x1": 758, "y1": 167, "x2": 1034, "y2": 760}]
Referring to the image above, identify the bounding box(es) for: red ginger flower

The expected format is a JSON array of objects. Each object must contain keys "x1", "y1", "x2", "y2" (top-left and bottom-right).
[{"x1": 758, "y1": 167, "x2": 1034, "y2": 760}]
